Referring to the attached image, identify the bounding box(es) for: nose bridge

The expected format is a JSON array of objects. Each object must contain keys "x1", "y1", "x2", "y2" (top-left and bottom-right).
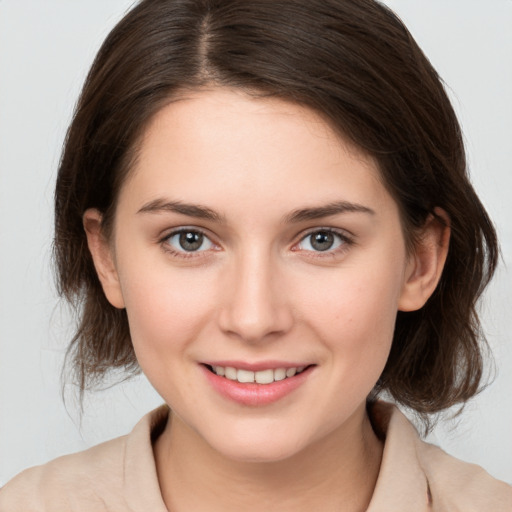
[{"x1": 219, "y1": 245, "x2": 292, "y2": 342}]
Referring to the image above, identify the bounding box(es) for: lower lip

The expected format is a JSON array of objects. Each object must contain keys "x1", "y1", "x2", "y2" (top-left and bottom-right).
[{"x1": 201, "y1": 365, "x2": 313, "y2": 406}]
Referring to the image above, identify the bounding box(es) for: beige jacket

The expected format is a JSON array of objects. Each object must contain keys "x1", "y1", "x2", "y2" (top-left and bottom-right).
[{"x1": 1, "y1": 403, "x2": 510, "y2": 511}]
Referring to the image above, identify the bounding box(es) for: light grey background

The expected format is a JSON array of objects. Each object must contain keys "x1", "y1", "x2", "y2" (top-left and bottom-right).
[{"x1": 1, "y1": 0, "x2": 511, "y2": 485}]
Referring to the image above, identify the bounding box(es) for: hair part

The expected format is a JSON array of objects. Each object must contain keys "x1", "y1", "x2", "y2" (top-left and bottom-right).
[{"x1": 54, "y1": 0, "x2": 498, "y2": 422}]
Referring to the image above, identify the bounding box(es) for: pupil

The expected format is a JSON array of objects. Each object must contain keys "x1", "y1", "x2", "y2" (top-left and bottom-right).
[
  {"x1": 179, "y1": 231, "x2": 203, "y2": 251},
  {"x1": 311, "y1": 231, "x2": 334, "y2": 251}
]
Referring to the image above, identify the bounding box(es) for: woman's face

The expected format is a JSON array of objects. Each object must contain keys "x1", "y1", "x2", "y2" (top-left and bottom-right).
[{"x1": 96, "y1": 88, "x2": 419, "y2": 462}]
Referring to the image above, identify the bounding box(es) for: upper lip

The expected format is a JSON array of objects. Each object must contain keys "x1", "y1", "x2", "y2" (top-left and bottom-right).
[{"x1": 202, "y1": 360, "x2": 313, "y2": 372}]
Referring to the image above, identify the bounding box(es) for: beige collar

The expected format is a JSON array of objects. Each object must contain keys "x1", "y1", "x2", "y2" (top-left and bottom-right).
[{"x1": 123, "y1": 401, "x2": 431, "y2": 511}]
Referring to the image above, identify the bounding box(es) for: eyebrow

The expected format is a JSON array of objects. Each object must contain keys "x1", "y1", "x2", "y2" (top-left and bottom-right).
[
  {"x1": 283, "y1": 201, "x2": 375, "y2": 223},
  {"x1": 137, "y1": 198, "x2": 375, "y2": 224},
  {"x1": 137, "y1": 199, "x2": 225, "y2": 223}
]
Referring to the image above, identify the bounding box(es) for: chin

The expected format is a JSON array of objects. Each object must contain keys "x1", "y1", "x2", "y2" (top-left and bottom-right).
[
  {"x1": 201, "y1": 420, "x2": 313, "y2": 464},
  {"x1": 216, "y1": 439, "x2": 304, "y2": 464}
]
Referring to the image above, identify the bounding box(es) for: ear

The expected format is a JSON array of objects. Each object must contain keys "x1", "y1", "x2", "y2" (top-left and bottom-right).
[
  {"x1": 398, "y1": 208, "x2": 450, "y2": 312},
  {"x1": 83, "y1": 209, "x2": 125, "y2": 309}
]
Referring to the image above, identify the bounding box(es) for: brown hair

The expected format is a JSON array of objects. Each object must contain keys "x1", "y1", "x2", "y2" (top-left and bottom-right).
[{"x1": 54, "y1": 0, "x2": 498, "y2": 418}]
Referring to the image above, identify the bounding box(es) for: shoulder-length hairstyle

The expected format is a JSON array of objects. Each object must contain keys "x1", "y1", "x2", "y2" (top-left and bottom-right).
[{"x1": 54, "y1": 0, "x2": 498, "y2": 419}]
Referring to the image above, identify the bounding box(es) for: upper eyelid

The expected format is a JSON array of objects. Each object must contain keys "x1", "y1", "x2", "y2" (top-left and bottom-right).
[
  {"x1": 160, "y1": 226, "x2": 214, "y2": 241},
  {"x1": 296, "y1": 226, "x2": 354, "y2": 242}
]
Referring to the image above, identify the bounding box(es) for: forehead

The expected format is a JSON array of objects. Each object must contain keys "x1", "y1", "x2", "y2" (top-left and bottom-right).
[{"x1": 119, "y1": 87, "x2": 393, "y2": 220}]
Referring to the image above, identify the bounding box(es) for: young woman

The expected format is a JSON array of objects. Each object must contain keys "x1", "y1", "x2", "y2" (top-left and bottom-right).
[{"x1": 1, "y1": 0, "x2": 510, "y2": 510}]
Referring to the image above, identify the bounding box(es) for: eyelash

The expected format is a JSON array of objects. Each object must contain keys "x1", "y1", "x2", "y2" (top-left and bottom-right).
[
  {"x1": 160, "y1": 228, "x2": 218, "y2": 260},
  {"x1": 159, "y1": 227, "x2": 354, "y2": 260},
  {"x1": 292, "y1": 228, "x2": 354, "y2": 258}
]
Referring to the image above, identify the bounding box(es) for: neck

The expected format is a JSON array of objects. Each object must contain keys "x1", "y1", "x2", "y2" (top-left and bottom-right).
[{"x1": 154, "y1": 404, "x2": 383, "y2": 512}]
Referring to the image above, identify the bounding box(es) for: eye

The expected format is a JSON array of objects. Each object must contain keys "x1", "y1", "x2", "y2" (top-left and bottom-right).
[
  {"x1": 296, "y1": 229, "x2": 348, "y2": 252},
  {"x1": 164, "y1": 229, "x2": 214, "y2": 253}
]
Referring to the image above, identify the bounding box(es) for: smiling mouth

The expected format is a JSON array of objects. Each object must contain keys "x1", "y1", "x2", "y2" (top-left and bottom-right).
[{"x1": 204, "y1": 365, "x2": 310, "y2": 384}]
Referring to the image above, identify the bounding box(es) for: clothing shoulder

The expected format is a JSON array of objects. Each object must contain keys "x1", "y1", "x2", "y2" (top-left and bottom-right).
[
  {"x1": 369, "y1": 401, "x2": 512, "y2": 512},
  {"x1": 0, "y1": 435, "x2": 128, "y2": 512},
  {"x1": 416, "y1": 439, "x2": 512, "y2": 512},
  {"x1": 0, "y1": 406, "x2": 169, "y2": 512}
]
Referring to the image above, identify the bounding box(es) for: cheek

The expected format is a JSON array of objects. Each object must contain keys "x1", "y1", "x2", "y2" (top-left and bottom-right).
[
  {"x1": 304, "y1": 264, "x2": 402, "y2": 337},
  {"x1": 297, "y1": 261, "x2": 404, "y2": 381},
  {"x1": 118, "y1": 263, "x2": 218, "y2": 366}
]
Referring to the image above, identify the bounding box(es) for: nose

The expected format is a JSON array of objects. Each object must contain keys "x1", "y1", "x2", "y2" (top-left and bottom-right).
[{"x1": 217, "y1": 250, "x2": 293, "y2": 343}]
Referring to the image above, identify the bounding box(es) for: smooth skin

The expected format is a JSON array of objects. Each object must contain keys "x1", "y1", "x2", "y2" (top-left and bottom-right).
[{"x1": 84, "y1": 88, "x2": 449, "y2": 512}]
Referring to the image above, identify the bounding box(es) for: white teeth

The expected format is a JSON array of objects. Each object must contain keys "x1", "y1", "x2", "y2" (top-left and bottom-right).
[
  {"x1": 225, "y1": 367, "x2": 237, "y2": 380},
  {"x1": 237, "y1": 369, "x2": 255, "y2": 383},
  {"x1": 285, "y1": 367, "x2": 297, "y2": 378},
  {"x1": 211, "y1": 365, "x2": 307, "y2": 384},
  {"x1": 274, "y1": 368, "x2": 287, "y2": 381},
  {"x1": 255, "y1": 369, "x2": 274, "y2": 384}
]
